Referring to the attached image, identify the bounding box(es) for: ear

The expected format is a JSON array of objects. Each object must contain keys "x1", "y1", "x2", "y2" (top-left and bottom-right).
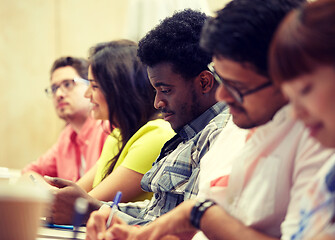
[{"x1": 198, "y1": 70, "x2": 215, "y2": 94}]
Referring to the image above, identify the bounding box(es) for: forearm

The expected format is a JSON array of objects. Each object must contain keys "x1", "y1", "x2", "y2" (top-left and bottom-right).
[
  {"x1": 200, "y1": 205, "x2": 278, "y2": 240},
  {"x1": 313, "y1": 234, "x2": 335, "y2": 240},
  {"x1": 76, "y1": 165, "x2": 97, "y2": 192},
  {"x1": 88, "y1": 166, "x2": 144, "y2": 202}
]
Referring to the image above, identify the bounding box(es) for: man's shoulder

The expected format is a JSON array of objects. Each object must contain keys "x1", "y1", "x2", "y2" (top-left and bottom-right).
[
  {"x1": 182, "y1": 109, "x2": 230, "y2": 158},
  {"x1": 197, "y1": 107, "x2": 230, "y2": 138},
  {"x1": 208, "y1": 108, "x2": 231, "y2": 129}
]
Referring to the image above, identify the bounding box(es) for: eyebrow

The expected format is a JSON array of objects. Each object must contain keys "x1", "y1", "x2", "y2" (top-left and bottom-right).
[
  {"x1": 87, "y1": 79, "x2": 98, "y2": 83},
  {"x1": 51, "y1": 79, "x2": 73, "y2": 87},
  {"x1": 220, "y1": 76, "x2": 247, "y2": 88},
  {"x1": 212, "y1": 65, "x2": 247, "y2": 88},
  {"x1": 153, "y1": 82, "x2": 173, "y2": 88}
]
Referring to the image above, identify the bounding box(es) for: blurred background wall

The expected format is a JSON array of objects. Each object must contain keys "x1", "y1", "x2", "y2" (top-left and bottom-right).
[{"x1": 0, "y1": 0, "x2": 230, "y2": 169}]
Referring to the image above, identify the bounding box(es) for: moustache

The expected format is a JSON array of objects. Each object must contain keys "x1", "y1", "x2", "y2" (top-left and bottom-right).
[
  {"x1": 160, "y1": 109, "x2": 174, "y2": 114},
  {"x1": 228, "y1": 102, "x2": 245, "y2": 112}
]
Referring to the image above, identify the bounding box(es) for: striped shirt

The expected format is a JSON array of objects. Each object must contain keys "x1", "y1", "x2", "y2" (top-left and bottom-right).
[{"x1": 113, "y1": 102, "x2": 230, "y2": 225}]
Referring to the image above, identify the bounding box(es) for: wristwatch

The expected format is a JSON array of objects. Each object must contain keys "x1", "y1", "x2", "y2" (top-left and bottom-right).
[{"x1": 190, "y1": 199, "x2": 216, "y2": 229}]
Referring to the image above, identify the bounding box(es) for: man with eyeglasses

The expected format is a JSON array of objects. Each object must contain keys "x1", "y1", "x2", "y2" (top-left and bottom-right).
[
  {"x1": 92, "y1": 0, "x2": 335, "y2": 239},
  {"x1": 22, "y1": 56, "x2": 108, "y2": 182}
]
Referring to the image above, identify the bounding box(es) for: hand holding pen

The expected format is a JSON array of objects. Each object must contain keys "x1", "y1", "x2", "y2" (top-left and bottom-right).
[{"x1": 106, "y1": 191, "x2": 122, "y2": 228}]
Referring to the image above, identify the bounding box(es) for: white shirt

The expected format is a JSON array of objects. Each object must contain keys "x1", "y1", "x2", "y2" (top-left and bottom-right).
[
  {"x1": 197, "y1": 117, "x2": 248, "y2": 199},
  {"x1": 194, "y1": 105, "x2": 334, "y2": 239}
]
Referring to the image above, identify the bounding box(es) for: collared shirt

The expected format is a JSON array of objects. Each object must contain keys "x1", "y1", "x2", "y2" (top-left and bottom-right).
[
  {"x1": 22, "y1": 118, "x2": 109, "y2": 181},
  {"x1": 192, "y1": 104, "x2": 334, "y2": 240},
  {"x1": 115, "y1": 102, "x2": 230, "y2": 225}
]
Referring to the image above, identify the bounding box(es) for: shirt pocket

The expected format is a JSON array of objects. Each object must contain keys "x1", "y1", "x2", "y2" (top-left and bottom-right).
[{"x1": 157, "y1": 166, "x2": 192, "y2": 194}]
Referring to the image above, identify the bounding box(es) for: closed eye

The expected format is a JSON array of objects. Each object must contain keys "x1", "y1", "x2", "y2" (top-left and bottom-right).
[
  {"x1": 300, "y1": 83, "x2": 312, "y2": 96},
  {"x1": 88, "y1": 80, "x2": 100, "y2": 89},
  {"x1": 161, "y1": 89, "x2": 171, "y2": 94},
  {"x1": 157, "y1": 86, "x2": 171, "y2": 94}
]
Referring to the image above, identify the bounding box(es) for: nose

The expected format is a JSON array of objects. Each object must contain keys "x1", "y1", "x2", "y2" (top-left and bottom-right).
[
  {"x1": 291, "y1": 99, "x2": 308, "y2": 120},
  {"x1": 154, "y1": 93, "x2": 166, "y2": 110},
  {"x1": 84, "y1": 85, "x2": 92, "y2": 99},
  {"x1": 54, "y1": 86, "x2": 66, "y2": 100},
  {"x1": 215, "y1": 84, "x2": 235, "y2": 103}
]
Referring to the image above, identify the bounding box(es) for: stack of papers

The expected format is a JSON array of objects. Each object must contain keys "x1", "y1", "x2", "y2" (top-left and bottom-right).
[
  {"x1": 0, "y1": 167, "x2": 10, "y2": 184},
  {"x1": 36, "y1": 226, "x2": 86, "y2": 240}
]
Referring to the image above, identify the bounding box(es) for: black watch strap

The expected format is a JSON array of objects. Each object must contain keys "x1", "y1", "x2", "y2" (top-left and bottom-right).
[{"x1": 190, "y1": 199, "x2": 216, "y2": 229}]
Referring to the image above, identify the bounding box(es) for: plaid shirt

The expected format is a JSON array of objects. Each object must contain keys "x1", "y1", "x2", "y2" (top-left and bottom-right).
[
  {"x1": 113, "y1": 102, "x2": 230, "y2": 225},
  {"x1": 290, "y1": 155, "x2": 335, "y2": 240}
]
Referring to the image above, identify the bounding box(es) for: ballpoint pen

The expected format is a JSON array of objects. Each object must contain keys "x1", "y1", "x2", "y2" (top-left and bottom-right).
[
  {"x1": 106, "y1": 191, "x2": 122, "y2": 228},
  {"x1": 45, "y1": 223, "x2": 74, "y2": 230}
]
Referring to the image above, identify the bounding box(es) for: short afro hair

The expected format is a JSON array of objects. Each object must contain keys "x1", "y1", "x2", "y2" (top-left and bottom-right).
[{"x1": 138, "y1": 9, "x2": 211, "y2": 80}]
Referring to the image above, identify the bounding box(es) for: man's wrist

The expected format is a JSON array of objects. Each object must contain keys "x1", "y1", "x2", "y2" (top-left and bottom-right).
[
  {"x1": 83, "y1": 198, "x2": 103, "y2": 224},
  {"x1": 190, "y1": 199, "x2": 216, "y2": 229}
]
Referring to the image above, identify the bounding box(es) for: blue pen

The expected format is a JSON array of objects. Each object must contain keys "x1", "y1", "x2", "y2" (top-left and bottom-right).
[
  {"x1": 45, "y1": 223, "x2": 74, "y2": 230},
  {"x1": 72, "y1": 197, "x2": 88, "y2": 239},
  {"x1": 106, "y1": 191, "x2": 122, "y2": 228}
]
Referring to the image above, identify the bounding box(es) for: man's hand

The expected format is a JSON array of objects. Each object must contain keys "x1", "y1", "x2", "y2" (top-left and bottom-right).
[
  {"x1": 120, "y1": 200, "x2": 196, "y2": 240},
  {"x1": 110, "y1": 222, "x2": 195, "y2": 240},
  {"x1": 86, "y1": 207, "x2": 130, "y2": 240},
  {"x1": 87, "y1": 200, "x2": 197, "y2": 240},
  {"x1": 44, "y1": 176, "x2": 102, "y2": 225}
]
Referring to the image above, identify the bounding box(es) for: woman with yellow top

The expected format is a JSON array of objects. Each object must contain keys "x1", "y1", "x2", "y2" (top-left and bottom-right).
[{"x1": 45, "y1": 40, "x2": 174, "y2": 224}]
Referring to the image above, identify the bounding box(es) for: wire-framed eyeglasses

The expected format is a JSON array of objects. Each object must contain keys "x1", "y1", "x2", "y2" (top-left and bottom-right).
[{"x1": 44, "y1": 77, "x2": 89, "y2": 97}]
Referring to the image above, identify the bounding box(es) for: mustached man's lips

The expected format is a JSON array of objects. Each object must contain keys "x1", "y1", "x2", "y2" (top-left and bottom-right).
[
  {"x1": 161, "y1": 110, "x2": 174, "y2": 121},
  {"x1": 228, "y1": 103, "x2": 244, "y2": 115},
  {"x1": 57, "y1": 101, "x2": 69, "y2": 109}
]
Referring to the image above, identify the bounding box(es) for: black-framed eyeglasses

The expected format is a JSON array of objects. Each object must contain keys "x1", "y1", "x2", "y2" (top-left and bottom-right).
[
  {"x1": 207, "y1": 62, "x2": 273, "y2": 103},
  {"x1": 45, "y1": 77, "x2": 89, "y2": 97}
]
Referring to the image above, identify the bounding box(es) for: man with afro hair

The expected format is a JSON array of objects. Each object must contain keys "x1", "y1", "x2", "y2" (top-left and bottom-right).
[
  {"x1": 86, "y1": 1, "x2": 334, "y2": 240},
  {"x1": 85, "y1": 8, "x2": 230, "y2": 230}
]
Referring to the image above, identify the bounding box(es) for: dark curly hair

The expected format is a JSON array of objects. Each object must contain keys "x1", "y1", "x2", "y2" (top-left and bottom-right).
[
  {"x1": 138, "y1": 9, "x2": 211, "y2": 80},
  {"x1": 200, "y1": 0, "x2": 306, "y2": 77},
  {"x1": 89, "y1": 40, "x2": 157, "y2": 178}
]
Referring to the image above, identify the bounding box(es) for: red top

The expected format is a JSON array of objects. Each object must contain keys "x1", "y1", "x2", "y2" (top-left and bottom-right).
[{"x1": 22, "y1": 118, "x2": 109, "y2": 181}]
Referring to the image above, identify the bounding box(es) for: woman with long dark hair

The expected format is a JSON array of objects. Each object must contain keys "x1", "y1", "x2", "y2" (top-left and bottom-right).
[
  {"x1": 46, "y1": 40, "x2": 174, "y2": 224},
  {"x1": 77, "y1": 40, "x2": 174, "y2": 202}
]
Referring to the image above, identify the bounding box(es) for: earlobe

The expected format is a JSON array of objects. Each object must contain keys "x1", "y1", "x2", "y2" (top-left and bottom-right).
[{"x1": 199, "y1": 70, "x2": 215, "y2": 94}]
